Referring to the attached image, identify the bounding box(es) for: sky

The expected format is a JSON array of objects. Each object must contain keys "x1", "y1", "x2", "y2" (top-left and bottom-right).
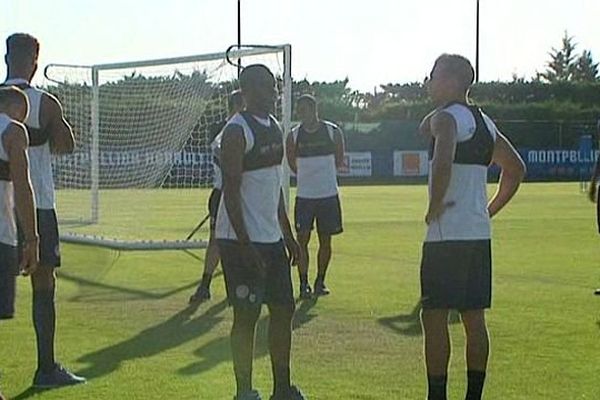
[{"x1": 2, "y1": 0, "x2": 600, "y2": 92}]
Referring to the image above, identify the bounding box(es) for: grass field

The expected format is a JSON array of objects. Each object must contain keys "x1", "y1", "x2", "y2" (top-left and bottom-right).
[{"x1": 0, "y1": 183, "x2": 599, "y2": 399}]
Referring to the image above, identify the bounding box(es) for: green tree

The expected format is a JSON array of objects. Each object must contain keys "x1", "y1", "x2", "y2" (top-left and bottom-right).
[
  {"x1": 538, "y1": 31, "x2": 577, "y2": 82},
  {"x1": 538, "y1": 31, "x2": 598, "y2": 83},
  {"x1": 571, "y1": 50, "x2": 599, "y2": 82},
  {"x1": 292, "y1": 78, "x2": 361, "y2": 121}
]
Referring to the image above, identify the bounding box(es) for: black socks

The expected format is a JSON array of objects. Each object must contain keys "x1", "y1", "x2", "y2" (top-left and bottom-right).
[{"x1": 33, "y1": 288, "x2": 56, "y2": 373}]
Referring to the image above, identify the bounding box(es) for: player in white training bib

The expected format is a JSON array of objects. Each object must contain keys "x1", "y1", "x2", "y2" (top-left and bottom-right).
[
  {"x1": 4, "y1": 33, "x2": 85, "y2": 388},
  {"x1": 216, "y1": 64, "x2": 305, "y2": 400},
  {"x1": 418, "y1": 54, "x2": 525, "y2": 400},
  {"x1": 0, "y1": 85, "x2": 39, "y2": 400},
  {"x1": 286, "y1": 94, "x2": 345, "y2": 299},
  {"x1": 189, "y1": 90, "x2": 245, "y2": 304}
]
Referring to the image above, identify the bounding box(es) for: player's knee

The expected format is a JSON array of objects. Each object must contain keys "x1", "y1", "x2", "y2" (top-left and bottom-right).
[
  {"x1": 318, "y1": 240, "x2": 332, "y2": 251},
  {"x1": 421, "y1": 309, "x2": 449, "y2": 327},
  {"x1": 269, "y1": 302, "x2": 295, "y2": 323},
  {"x1": 297, "y1": 232, "x2": 311, "y2": 247},
  {"x1": 460, "y1": 310, "x2": 487, "y2": 335},
  {"x1": 232, "y1": 303, "x2": 261, "y2": 327},
  {"x1": 31, "y1": 266, "x2": 56, "y2": 291},
  {"x1": 317, "y1": 234, "x2": 332, "y2": 248},
  {"x1": 0, "y1": 276, "x2": 17, "y2": 320}
]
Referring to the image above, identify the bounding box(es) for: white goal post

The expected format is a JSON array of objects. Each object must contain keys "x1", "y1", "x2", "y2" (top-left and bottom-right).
[{"x1": 44, "y1": 44, "x2": 292, "y2": 250}]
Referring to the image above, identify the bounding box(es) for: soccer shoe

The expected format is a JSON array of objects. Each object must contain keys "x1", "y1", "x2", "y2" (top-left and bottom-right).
[
  {"x1": 234, "y1": 389, "x2": 262, "y2": 400},
  {"x1": 594, "y1": 288, "x2": 600, "y2": 296},
  {"x1": 189, "y1": 286, "x2": 211, "y2": 304},
  {"x1": 32, "y1": 363, "x2": 86, "y2": 388},
  {"x1": 270, "y1": 385, "x2": 306, "y2": 400},
  {"x1": 0, "y1": 389, "x2": 5, "y2": 400},
  {"x1": 299, "y1": 284, "x2": 312, "y2": 300},
  {"x1": 313, "y1": 281, "x2": 330, "y2": 297}
]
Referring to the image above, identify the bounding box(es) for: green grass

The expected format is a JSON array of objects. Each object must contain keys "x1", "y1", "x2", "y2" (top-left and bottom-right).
[{"x1": 1, "y1": 183, "x2": 599, "y2": 399}]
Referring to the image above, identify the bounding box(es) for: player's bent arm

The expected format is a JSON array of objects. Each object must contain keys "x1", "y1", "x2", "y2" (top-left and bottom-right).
[
  {"x1": 488, "y1": 132, "x2": 526, "y2": 218},
  {"x1": 333, "y1": 127, "x2": 346, "y2": 170},
  {"x1": 285, "y1": 133, "x2": 297, "y2": 174},
  {"x1": 428, "y1": 112, "x2": 457, "y2": 214},
  {"x1": 221, "y1": 124, "x2": 251, "y2": 244},
  {"x1": 5, "y1": 123, "x2": 39, "y2": 256},
  {"x1": 41, "y1": 93, "x2": 75, "y2": 154}
]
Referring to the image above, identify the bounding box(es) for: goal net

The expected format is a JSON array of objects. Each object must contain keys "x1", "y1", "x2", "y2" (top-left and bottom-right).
[{"x1": 44, "y1": 45, "x2": 292, "y2": 250}]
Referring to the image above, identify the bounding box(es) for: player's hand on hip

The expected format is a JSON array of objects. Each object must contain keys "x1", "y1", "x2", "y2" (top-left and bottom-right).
[
  {"x1": 425, "y1": 201, "x2": 455, "y2": 225},
  {"x1": 20, "y1": 238, "x2": 39, "y2": 276}
]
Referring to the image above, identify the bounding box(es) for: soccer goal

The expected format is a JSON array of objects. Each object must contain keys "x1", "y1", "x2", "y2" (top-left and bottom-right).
[{"x1": 44, "y1": 44, "x2": 292, "y2": 250}]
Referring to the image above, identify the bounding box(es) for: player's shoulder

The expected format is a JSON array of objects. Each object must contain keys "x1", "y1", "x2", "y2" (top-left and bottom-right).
[
  {"x1": 221, "y1": 113, "x2": 246, "y2": 139},
  {"x1": 322, "y1": 120, "x2": 343, "y2": 140},
  {"x1": 322, "y1": 120, "x2": 340, "y2": 131},
  {"x1": 440, "y1": 102, "x2": 472, "y2": 120},
  {"x1": 431, "y1": 108, "x2": 457, "y2": 127},
  {"x1": 39, "y1": 90, "x2": 64, "y2": 112},
  {"x1": 269, "y1": 114, "x2": 283, "y2": 130},
  {"x1": 479, "y1": 110, "x2": 498, "y2": 140},
  {"x1": 3, "y1": 120, "x2": 28, "y2": 147},
  {"x1": 225, "y1": 112, "x2": 246, "y2": 128}
]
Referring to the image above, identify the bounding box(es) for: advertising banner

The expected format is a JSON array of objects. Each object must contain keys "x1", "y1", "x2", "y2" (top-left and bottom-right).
[{"x1": 393, "y1": 151, "x2": 429, "y2": 176}]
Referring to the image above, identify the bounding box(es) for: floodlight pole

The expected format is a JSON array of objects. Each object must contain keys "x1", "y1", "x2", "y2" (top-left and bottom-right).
[
  {"x1": 475, "y1": 0, "x2": 480, "y2": 83},
  {"x1": 237, "y1": 0, "x2": 242, "y2": 78}
]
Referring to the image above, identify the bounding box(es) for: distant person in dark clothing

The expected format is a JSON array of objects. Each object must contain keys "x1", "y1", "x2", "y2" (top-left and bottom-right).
[{"x1": 588, "y1": 118, "x2": 600, "y2": 296}]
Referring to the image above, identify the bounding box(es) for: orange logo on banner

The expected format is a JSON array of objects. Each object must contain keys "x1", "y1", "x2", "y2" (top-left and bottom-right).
[{"x1": 402, "y1": 153, "x2": 420, "y2": 175}]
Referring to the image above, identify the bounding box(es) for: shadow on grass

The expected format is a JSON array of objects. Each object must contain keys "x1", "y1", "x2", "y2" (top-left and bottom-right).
[
  {"x1": 11, "y1": 387, "x2": 51, "y2": 400},
  {"x1": 75, "y1": 299, "x2": 228, "y2": 381},
  {"x1": 293, "y1": 296, "x2": 319, "y2": 330},
  {"x1": 377, "y1": 300, "x2": 461, "y2": 336},
  {"x1": 59, "y1": 270, "x2": 223, "y2": 302},
  {"x1": 176, "y1": 296, "x2": 319, "y2": 376}
]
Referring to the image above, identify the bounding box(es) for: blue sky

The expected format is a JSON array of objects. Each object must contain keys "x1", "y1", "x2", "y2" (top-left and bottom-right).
[{"x1": 2, "y1": 0, "x2": 599, "y2": 91}]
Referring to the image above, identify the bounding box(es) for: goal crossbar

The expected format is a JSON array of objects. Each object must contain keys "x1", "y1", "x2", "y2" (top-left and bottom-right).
[{"x1": 45, "y1": 45, "x2": 290, "y2": 75}]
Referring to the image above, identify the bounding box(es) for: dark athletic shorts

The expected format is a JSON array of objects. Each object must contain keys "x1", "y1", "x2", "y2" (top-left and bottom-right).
[
  {"x1": 0, "y1": 242, "x2": 18, "y2": 320},
  {"x1": 208, "y1": 188, "x2": 221, "y2": 231},
  {"x1": 294, "y1": 195, "x2": 343, "y2": 235},
  {"x1": 218, "y1": 239, "x2": 294, "y2": 307},
  {"x1": 420, "y1": 240, "x2": 492, "y2": 311},
  {"x1": 18, "y1": 209, "x2": 61, "y2": 268}
]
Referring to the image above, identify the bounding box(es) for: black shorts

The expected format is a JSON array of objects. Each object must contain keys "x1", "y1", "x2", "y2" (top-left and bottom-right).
[
  {"x1": 208, "y1": 188, "x2": 222, "y2": 231},
  {"x1": 0, "y1": 242, "x2": 18, "y2": 320},
  {"x1": 218, "y1": 239, "x2": 294, "y2": 307},
  {"x1": 420, "y1": 240, "x2": 492, "y2": 311},
  {"x1": 18, "y1": 209, "x2": 61, "y2": 267},
  {"x1": 294, "y1": 195, "x2": 343, "y2": 235}
]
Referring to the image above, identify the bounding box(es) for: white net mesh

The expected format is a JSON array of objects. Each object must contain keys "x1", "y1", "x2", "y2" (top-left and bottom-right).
[{"x1": 44, "y1": 46, "x2": 290, "y2": 246}]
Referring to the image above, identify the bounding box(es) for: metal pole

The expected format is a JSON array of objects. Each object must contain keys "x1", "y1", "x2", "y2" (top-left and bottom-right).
[
  {"x1": 282, "y1": 45, "x2": 292, "y2": 210},
  {"x1": 475, "y1": 0, "x2": 480, "y2": 83},
  {"x1": 91, "y1": 67, "x2": 100, "y2": 223},
  {"x1": 237, "y1": 0, "x2": 242, "y2": 78}
]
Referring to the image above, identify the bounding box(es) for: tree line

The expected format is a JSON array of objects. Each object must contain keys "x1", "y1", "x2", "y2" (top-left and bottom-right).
[{"x1": 299, "y1": 32, "x2": 600, "y2": 124}]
